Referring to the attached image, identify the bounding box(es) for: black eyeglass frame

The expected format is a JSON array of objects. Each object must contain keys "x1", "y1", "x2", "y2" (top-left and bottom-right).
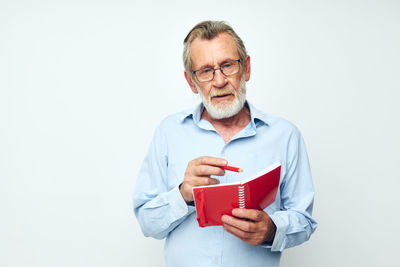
[{"x1": 191, "y1": 58, "x2": 242, "y2": 83}]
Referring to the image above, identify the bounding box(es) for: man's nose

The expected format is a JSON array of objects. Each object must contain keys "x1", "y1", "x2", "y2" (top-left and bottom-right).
[{"x1": 212, "y1": 69, "x2": 228, "y2": 87}]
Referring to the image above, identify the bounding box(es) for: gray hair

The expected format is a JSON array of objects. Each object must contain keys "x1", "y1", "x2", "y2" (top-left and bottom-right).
[{"x1": 183, "y1": 20, "x2": 247, "y2": 74}]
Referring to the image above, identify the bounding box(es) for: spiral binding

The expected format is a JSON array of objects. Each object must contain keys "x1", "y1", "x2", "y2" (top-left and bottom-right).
[{"x1": 238, "y1": 185, "x2": 245, "y2": 208}]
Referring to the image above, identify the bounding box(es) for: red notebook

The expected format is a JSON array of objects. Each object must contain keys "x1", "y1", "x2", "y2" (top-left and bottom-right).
[{"x1": 192, "y1": 162, "x2": 281, "y2": 227}]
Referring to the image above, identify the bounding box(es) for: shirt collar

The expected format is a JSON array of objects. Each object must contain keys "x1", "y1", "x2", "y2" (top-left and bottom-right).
[
  {"x1": 247, "y1": 101, "x2": 270, "y2": 128},
  {"x1": 179, "y1": 103, "x2": 204, "y2": 124},
  {"x1": 179, "y1": 101, "x2": 270, "y2": 128}
]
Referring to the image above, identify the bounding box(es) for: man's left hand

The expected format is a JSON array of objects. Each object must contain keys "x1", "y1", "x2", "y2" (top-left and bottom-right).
[{"x1": 221, "y1": 208, "x2": 276, "y2": 246}]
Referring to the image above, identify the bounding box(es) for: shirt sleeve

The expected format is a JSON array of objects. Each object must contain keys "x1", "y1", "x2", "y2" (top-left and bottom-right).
[
  {"x1": 265, "y1": 128, "x2": 317, "y2": 252},
  {"x1": 133, "y1": 124, "x2": 196, "y2": 240}
]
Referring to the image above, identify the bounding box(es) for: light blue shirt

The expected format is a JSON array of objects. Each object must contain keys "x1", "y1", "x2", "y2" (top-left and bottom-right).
[{"x1": 133, "y1": 102, "x2": 317, "y2": 267}]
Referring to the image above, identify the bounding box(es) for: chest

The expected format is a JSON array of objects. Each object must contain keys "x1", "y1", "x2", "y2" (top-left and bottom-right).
[
  {"x1": 214, "y1": 125, "x2": 245, "y2": 144},
  {"x1": 165, "y1": 126, "x2": 288, "y2": 190}
]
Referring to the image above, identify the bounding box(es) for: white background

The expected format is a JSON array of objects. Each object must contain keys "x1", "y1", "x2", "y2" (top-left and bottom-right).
[{"x1": 1, "y1": 1, "x2": 399, "y2": 266}]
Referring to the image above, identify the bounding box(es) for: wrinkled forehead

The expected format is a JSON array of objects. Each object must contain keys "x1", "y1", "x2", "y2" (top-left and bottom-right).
[{"x1": 190, "y1": 33, "x2": 240, "y2": 69}]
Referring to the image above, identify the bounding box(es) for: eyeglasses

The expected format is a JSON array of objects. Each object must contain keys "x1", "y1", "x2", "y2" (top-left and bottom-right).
[{"x1": 192, "y1": 59, "x2": 242, "y2": 83}]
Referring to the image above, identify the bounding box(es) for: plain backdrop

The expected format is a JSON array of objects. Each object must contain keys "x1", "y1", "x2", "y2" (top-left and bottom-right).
[{"x1": 1, "y1": 0, "x2": 399, "y2": 266}]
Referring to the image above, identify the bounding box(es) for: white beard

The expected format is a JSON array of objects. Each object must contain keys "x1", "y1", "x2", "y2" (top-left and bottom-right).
[{"x1": 195, "y1": 76, "x2": 247, "y2": 120}]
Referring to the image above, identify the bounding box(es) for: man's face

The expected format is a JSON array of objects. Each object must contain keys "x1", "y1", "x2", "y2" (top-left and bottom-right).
[{"x1": 185, "y1": 33, "x2": 251, "y2": 119}]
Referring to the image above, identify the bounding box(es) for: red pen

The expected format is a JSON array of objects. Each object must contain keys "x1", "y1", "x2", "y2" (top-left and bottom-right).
[{"x1": 221, "y1": 166, "x2": 243, "y2": 172}]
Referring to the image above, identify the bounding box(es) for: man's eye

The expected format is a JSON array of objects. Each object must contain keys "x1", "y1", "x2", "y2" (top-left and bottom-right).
[
  {"x1": 201, "y1": 68, "x2": 213, "y2": 74},
  {"x1": 222, "y1": 63, "x2": 233, "y2": 68}
]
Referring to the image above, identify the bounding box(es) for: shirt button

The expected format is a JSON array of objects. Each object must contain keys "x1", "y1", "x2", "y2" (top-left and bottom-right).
[{"x1": 214, "y1": 257, "x2": 219, "y2": 265}]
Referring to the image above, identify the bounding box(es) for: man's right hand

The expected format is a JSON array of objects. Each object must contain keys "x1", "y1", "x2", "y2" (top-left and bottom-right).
[{"x1": 179, "y1": 156, "x2": 227, "y2": 203}]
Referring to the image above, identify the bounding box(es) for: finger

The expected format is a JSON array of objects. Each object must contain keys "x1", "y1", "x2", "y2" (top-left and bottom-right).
[
  {"x1": 223, "y1": 224, "x2": 263, "y2": 246},
  {"x1": 232, "y1": 208, "x2": 265, "y2": 222},
  {"x1": 192, "y1": 165, "x2": 225, "y2": 176},
  {"x1": 194, "y1": 156, "x2": 228, "y2": 167},
  {"x1": 185, "y1": 176, "x2": 219, "y2": 187},
  {"x1": 221, "y1": 214, "x2": 256, "y2": 233},
  {"x1": 223, "y1": 221, "x2": 253, "y2": 241},
  {"x1": 208, "y1": 177, "x2": 220, "y2": 185}
]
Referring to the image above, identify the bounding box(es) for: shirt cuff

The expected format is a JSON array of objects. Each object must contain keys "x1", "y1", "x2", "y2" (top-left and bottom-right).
[
  {"x1": 266, "y1": 213, "x2": 288, "y2": 252},
  {"x1": 166, "y1": 185, "x2": 196, "y2": 221}
]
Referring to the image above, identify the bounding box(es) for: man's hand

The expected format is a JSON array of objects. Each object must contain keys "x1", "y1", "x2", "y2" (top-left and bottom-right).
[
  {"x1": 221, "y1": 208, "x2": 276, "y2": 246},
  {"x1": 179, "y1": 156, "x2": 227, "y2": 203}
]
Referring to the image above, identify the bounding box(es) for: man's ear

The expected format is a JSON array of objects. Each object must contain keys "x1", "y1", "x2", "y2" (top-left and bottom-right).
[
  {"x1": 184, "y1": 71, "x2": 198, "y2": 94},
  {"x1": 244, "y1": 55, "x2": 251, "y2": 82}
]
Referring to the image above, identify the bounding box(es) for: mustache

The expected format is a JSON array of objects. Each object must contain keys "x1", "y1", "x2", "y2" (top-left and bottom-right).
[{"x1": 210, "y1": 88, "x2": 236, "y2": 98}]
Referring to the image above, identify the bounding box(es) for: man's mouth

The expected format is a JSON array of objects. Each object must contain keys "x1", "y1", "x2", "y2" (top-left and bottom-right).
[
  {"x1": 213, "y1": 93, "x2": 233, "y2": 98},
  {"x1": 211, "y1": 89, "x2": 235, "y2": 99}
]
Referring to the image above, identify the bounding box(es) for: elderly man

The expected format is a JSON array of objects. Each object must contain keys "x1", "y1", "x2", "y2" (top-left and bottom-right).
[{"x1": 133, "y1": 20, "x2": 317, "y2": 267}]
